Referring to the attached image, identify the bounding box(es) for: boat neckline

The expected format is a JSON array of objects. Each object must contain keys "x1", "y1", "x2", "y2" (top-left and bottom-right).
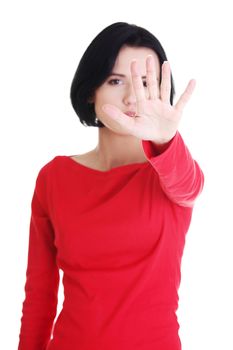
[{"x1": 63, "y1": 155, "x2": 149, "y2": 175}]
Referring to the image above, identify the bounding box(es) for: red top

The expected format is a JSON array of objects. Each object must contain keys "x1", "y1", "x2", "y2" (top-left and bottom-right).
[{"x1": 18, "y1": 132, "x2": 204, "y2": 350}]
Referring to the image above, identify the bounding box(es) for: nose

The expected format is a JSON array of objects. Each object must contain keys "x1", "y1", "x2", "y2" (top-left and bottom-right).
[{"x1": 123, "y1": 84, "x2": 137, "y2": 105}]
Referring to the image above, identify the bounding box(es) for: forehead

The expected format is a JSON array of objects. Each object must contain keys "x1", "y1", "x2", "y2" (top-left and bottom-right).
[{"x1": 112, "y1": 45, "x2": 160, "y2": 75}]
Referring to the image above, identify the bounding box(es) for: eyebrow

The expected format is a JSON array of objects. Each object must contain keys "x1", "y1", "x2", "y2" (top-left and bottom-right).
[{"x1": 109, "y1": 73, "x2": 147, "y2": 79}]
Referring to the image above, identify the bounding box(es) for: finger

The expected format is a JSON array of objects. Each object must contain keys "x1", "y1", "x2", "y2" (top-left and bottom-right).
[
  {"x1": 130, "y1": 60, "x2": 146, "y2": 103},
  {"x1": 146, "y1": 55, "x2": 159, "y2": 100},
  {"x1": 101, "y1": 104, "x2": 136, "y2": 134},
  {"x1": 175, "y1": 79, "x2": 196, "y2": 112},
  {"x1": 160, "y1": 61, "x2": 171, "y2": 104}
]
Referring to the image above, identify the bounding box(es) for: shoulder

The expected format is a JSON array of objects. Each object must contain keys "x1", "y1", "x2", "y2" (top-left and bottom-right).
[
  {"x1": 37, "y1": 155, "x2": 65, "y2": 173},
  {"x1": 35, "y1": 155, "x2": 69, "y2": 187},
  {"x1": 32, "y1": 156, "x2": 70, "y2": 207},
  {"x1": 30, "y1": 156, "x2": 65, "y2": 214}
]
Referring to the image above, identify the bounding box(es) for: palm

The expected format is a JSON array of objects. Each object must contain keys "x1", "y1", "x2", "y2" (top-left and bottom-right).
[
  {"x1": 132, "y1": 96, "x2": 181, "y2": 142},
  {"x1": 102, "y1": 56, "x2": 196, "y2": 144}
]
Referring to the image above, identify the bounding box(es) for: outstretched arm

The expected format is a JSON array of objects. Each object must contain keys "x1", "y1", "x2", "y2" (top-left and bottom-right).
[{"x1": 100, "y1": 55, "x2": 203, "y2": 207}]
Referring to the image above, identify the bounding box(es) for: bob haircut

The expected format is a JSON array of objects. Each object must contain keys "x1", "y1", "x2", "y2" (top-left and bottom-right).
[{"x1": 70, "y1": 22, "x2": 175, "y2": 128}]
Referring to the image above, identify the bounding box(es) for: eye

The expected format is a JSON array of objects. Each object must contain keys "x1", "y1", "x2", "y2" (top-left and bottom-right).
[
  {"x1": 108, "y1": 79, "x2": 122, "y2": 85},
  {"x1": 143, "y1": 80, "x2": 147, "y2": 87}
]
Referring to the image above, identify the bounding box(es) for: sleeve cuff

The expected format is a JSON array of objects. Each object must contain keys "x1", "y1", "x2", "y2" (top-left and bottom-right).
[{"x1": 141, "y1": 132, "x2": 179, "y2": 161}]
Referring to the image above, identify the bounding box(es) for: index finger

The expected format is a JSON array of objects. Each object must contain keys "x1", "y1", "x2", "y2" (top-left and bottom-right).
[{"x1": 130, "y1": 60, "x2": 146, "y2": 102}]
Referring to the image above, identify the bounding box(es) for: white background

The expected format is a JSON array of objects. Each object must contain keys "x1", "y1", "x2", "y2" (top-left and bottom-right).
[{"x1": 1, "y1": 1, "x2": 232, "y2": 349}]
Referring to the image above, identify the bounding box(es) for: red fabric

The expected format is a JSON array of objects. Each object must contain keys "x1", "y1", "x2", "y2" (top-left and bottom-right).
[{"x1": 18, "y1": 132, "x2": 204, "y2": 350}]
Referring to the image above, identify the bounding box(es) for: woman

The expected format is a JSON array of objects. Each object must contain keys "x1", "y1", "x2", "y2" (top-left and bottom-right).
[{"x1": 18, "y1": 22, "x2": 204, "y2": 350}]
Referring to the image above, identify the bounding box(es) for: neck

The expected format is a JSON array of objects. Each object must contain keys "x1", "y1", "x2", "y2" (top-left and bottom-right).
[{"x1": 93, "y1": 127, "x2": 147, "y2": 171}]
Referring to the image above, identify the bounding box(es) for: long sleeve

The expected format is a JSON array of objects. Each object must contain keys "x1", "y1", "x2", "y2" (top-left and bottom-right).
[
  {"x1": 141, "y1": 131, "x2": 204, "y2": 207},
  {"x1": 15, "y1": 154, "x2": 203, "y2": 349},
  {"x1": 18, "y1": 169, "x2": 60, "y2": 350}
]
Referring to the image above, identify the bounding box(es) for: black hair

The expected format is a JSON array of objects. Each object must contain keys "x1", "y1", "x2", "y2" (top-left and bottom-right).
[{"x1": 70, "y1": 22, "x2": 175, "y2": 128}]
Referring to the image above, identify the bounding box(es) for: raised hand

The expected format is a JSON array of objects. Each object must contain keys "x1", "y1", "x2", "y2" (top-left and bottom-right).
[{"x1": 101, "y1": 56, "x2": 196, "y2": 145}]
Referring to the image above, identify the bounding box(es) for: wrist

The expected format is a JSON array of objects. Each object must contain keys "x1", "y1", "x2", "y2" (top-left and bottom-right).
[{"x1": 150, "y1": 135, "x2": 175, "y2": 155}]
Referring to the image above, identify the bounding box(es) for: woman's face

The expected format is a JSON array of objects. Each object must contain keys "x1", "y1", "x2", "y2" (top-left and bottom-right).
[{"x1": 92, "y1": 45, "x2": 160, "y2": 125}]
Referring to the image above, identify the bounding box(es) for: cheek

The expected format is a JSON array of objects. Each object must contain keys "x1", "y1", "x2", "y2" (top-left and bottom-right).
[
  {"x1": 93, "y1": 97, "x2": 110, "y2": 120},
  {"x1": 96, "y1": 88, "x2": 122, "y2": 107}
]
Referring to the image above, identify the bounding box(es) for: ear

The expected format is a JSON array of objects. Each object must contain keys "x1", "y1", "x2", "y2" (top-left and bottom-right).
[{"x1": 87, "y1": 93, "x2": 95, "y2": 104}]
